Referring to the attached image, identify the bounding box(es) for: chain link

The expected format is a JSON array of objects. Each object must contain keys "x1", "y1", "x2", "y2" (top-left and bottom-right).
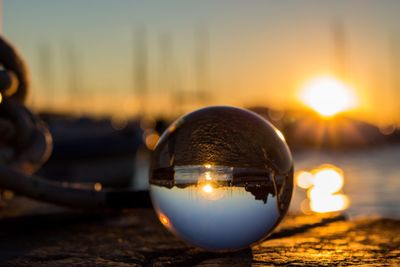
[
  {"x1": 0, "y1": 35, "x2": 52, "y2": 174},
  {"x1": 0, "y1": 36, "x2": 27, "y2": 156}
]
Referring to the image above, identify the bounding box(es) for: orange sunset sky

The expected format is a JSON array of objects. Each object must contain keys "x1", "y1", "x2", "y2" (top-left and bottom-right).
[{"x1": 2, "y1": 0, "x2": 400, "y2": 125}]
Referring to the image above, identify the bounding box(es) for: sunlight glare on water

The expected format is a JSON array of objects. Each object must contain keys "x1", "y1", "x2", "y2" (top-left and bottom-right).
[
  {"x1": 296, "y1": 164, "x2": 349, "y2": 214},
  {"x1": 293, "y1": 147, "x2": 400, "y2": 219}
]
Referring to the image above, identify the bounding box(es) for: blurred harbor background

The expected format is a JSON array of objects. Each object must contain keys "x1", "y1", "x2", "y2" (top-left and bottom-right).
[{"x1": 1, "y1": 0, "x2": 400, "y2": 218}]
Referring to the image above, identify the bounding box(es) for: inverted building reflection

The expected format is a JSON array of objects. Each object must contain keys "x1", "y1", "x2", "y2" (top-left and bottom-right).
[
  {"x1": 150, "y1": 164, "x2": 292, "y2": 213},
  {"x1": 149, "y1": 164, "x2": 288, "y2": 250}
]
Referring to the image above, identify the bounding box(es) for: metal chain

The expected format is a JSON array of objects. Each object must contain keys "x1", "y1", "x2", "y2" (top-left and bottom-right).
[
  {"x1": 0, "y1": 37, "x2": 19, "y2": 165},
  {"x1": 0, "y1": 36, "x2": 29, "y2": 103},
  {"x1": 0, "y1": 35, "x2": 52, "y2": 174},
  {"x1": 0, "y1": 35, "x2": 28, "y2": 150},
  {"x1": 0, "y1": 118, "x2": 15, "y2": 163}
]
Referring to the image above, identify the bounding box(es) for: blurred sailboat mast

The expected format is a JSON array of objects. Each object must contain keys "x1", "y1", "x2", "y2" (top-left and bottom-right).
[
  {"x1": 133, "y1": 26, "x2": 148, "y2": 118},
  {"x1": 65, "y1": 41, "x2": 82, "y2": 115},
  {"x1": 332, "y1": 20, "x2": 347, "y2": 81},
  {"x1": 158, "y1": 33, "x2": 181, "y2": 117},
  {"x1": 0, "y1": 0, "x2": 3, "y2": 34},
  {"x1": 389, "y1": 35, "x2": 400, "y2": 124},
  {"x1": 195, "y1": 25, "x2": 211, "y2": 105},
  {"x1": 38, "y1": 43, "x2": 54, "y2": 112}
]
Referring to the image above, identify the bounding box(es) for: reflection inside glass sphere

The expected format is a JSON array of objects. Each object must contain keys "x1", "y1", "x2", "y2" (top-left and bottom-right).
[{"x1": 150, "y1": 106, "x2": 293, "y2": 251}]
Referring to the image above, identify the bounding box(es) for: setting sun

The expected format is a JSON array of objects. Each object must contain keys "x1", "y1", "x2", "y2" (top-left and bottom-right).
[
  {"x1": 202, "y1": 183, "x2": 214, "y2": 194},
  {"x1": 300, "y1": 76, "x2": 357, "y2": 117}
]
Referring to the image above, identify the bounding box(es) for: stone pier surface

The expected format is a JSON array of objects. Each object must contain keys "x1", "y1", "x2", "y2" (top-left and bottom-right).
[{"x1": 0, "y1": 197, "x2": 399, "y2": 266}]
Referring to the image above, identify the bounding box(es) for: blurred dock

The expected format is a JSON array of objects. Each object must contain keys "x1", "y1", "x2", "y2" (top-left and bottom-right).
[{"x1": 0, "y1": 197, "x2": 398, "y2": 266}]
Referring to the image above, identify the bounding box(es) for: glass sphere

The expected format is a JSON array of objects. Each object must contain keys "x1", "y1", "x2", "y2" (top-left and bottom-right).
[{"x1": 149, "y1": 106, "x2": 293, "y2": 251}]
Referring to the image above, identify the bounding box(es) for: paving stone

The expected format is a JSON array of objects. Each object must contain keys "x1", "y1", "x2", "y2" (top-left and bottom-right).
[{"x1": 0, "y1": 197, "x2": 398, "y2": 266}]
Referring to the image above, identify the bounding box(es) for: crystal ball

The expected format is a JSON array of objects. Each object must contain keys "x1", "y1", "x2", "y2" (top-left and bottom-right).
[{"x1": 149, "y1": 106, "x2": 293, "y2": 251}]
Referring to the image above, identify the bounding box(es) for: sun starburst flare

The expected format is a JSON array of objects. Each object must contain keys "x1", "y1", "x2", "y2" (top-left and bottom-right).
[{"x1": 300, "y1": 76, "x2": 357, "y2": 117}]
